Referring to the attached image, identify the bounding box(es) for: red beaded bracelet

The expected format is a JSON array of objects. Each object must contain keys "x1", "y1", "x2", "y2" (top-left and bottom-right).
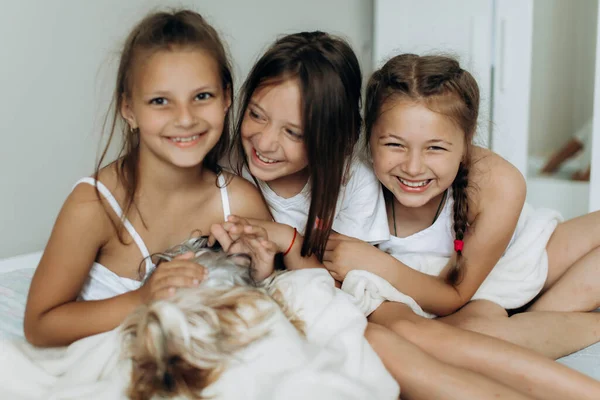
[{"x1": 283, "y1": 228, "x2": 298, "y2": 256}]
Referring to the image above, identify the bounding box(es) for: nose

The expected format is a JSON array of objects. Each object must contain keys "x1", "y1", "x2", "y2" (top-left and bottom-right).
[
  {"x1": 401, "y1": 149, "x2": 425, "y2": 177},
  {"x1": 175, "y1": 104, "x2": 197, "y2": 129},
  {"x1": 254, "y1": 123, "x2": 279, "y2": 153}
]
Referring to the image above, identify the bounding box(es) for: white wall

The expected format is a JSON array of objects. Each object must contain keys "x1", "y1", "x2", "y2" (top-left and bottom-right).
[
  {"x1": 0, "y1": 0, "x2": 373, "y2": 259},
  {"x1": 373, "y1": 0, "x2": 494, "y2": 147}
]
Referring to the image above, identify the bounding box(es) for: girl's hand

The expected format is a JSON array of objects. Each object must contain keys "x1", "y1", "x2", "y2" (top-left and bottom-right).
[
  {"x1": 323, "y1": 233, "x2": 380, "y2": 281},
  {"x1": 137, "y1": 252, "x2": 206, "y2": 303},
  {"x1": 210, "y1": 216, "x2": 277, "y2": 282}
]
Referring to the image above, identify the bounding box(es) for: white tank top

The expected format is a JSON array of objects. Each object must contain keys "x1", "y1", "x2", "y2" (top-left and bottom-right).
[
  {"x1": 379, "y1": 188, "x2": 520, "y2": 264},
  {"x1": 378, "y1": 189, "x2": 455, "y2": 258},
  {"x1": 75, "y1": 174, "x2": 231, "y2": 301}
]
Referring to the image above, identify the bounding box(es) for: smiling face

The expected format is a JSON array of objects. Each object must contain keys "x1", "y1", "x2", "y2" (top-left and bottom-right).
[
  {"x1": 370, "y1": 100, "x2": 466, "y2": 209},
  {"x1": 121, "y1": 48, "x2": 231, "y2": 169},
  {"x1": 240, "y1": 79, "x2": 309, "y2": 189}
]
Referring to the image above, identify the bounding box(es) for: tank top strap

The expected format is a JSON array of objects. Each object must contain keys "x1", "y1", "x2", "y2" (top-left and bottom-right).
[
  {"x1": 217, "y1": 173, "x2": 231, "y2": 221},
  {"x1": 72, "y1": 177, "x2": 153, "y2": 274}
]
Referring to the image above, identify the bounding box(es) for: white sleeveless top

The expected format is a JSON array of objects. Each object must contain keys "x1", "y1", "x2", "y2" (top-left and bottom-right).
[
  {"x1": 75, "y1": 174, "x2": 231, "y2": 301},
  {"x1": 379, "y1": 188, "x2": 521, "y2": 269},
  {"x1": 377, "y1": 189, "x2": 560, "y2": 312}
]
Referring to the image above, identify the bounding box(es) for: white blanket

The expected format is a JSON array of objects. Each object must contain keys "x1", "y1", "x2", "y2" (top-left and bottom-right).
[
  {"x1": 343, "y1": 204, "x2": 563, "y2": 318},
  {"x1": 0, "y1": 269, "x2": 399, "y2": 400}
]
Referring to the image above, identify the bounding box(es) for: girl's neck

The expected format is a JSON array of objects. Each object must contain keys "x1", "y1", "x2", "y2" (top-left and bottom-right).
[
  {"x1": 264, "y1": 168, "x2": 310, "y2": 199},
  {"x1": 389, "y1": 189, "x2": 448, "y2": 235},
  {"x1": 136, "y1": 152, "x2": 212, "y2": 197}
]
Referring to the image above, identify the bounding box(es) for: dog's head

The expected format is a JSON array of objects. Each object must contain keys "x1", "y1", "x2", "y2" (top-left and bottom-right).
[{"x1": 122, "y1": 236, "x2": 299, "y2": 400}]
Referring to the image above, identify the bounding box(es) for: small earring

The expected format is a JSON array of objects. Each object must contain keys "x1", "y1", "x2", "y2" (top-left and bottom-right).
[{"x1": 129, "y1": 125, "x2": 139, "y2": 135}]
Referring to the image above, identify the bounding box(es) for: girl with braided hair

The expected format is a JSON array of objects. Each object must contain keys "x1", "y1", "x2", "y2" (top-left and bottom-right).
[{"x1": 324, "y1": 53, "x2": 600, "y2": 361}]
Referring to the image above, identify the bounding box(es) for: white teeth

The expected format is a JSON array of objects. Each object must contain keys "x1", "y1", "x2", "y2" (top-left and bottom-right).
[
  {"x1": 399, "y1": 178, "x2": 429, "y2": 187},
  {"x1": 171, "y1": 135, "x2": 199, "y2": 143},
  {"x1": 256, "y1": 150, "x2": 278, "y2": 164}
]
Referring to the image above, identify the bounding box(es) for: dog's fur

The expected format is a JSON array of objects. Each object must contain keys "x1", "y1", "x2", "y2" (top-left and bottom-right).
[{"x1": 121, "y1": 237, "x2": 302, "y2": 400}]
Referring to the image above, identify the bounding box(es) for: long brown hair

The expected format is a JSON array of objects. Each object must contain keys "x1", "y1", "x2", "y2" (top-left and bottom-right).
[
  {"x1": 230, "y1": 32, "x2": 362, "y2": 261},
  {"x1": 365, "y1": 54, "x2": 479, "y2": 285},
  {"x1": 96, "y1": 9, "x2": 234, "y2": 241}
]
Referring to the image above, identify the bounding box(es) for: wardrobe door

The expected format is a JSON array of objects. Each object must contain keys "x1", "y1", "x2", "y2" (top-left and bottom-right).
[
  {"x1": 505, "y1": 0, "x2": 597, "y2": 218},
  {"x1": 591, "y1": 3, "x2": 600, "y2": 212},
  {"x1": 490, "y1": 0, "x2": 534, "y2": 176},
  {"x1": 373, "y1": 0, "x2": 494, "y2": 145}
]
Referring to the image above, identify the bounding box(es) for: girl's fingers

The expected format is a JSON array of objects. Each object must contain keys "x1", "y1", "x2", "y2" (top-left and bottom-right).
[
  {"x1": 152, "y1": 274, "x2": 202, "y2": 292},
  {"x1": 227, "y1": 215, "x2": 251, "y2": 226},
  {"x1": 243, "y1": 224, "x2": 269, "y2": 240},
  {"x1": 152, "y1": 286, "x2": 177, "y2": 301},
  {"x1": 260, "y1": 239, "x2": 278, "y2": 254},
  {"x1": 153, "y1": 264, "x2": 206, "y2": 283},
  {"x1": 210, "y1": 223, "x2": 234, "y2": 250},
  {"x1": 159, "y1": 259, "x2": 204, "y2": 271},
  {"x1": 173, "y1": 251, "x2": 194, "y2": 260},
  {"x1": 256, "y1": 242, "x2": 277, "y2": 264}
]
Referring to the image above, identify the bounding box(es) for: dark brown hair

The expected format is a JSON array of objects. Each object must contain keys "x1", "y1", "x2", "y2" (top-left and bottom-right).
[
  {"x1": 230, "y1": 31, "x2": 362, "y2": 261},
  {"x1": 96, "y1": 9, "x2": 233, "y2": 240},
  {"x1": 365, "y1": 54, "x2": 479, "y2": 285}
]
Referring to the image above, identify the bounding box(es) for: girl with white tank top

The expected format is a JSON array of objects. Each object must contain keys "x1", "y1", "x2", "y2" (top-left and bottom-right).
[
  {"x1": 324, "y1": 53, "x2": 600, "y2": 365},
  {"x1": 74, "y1": 175, "x2": 232, "y2": 301},
  {"x1": 23, "y1": 11, "x2": 272, "y2": 347}
]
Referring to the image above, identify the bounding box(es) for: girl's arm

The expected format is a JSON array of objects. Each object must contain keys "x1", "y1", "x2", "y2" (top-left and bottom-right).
[
  {"x1": 24, "y1": 185, "x2": 205, "y2": 347},
  {"x1": 325, "y1": 154, "x2": 527, "y2": 316},
  {"x1": 224, "y1": 175, "x2": 323, "y2": 270},
  {"x1": 224, "y1": 174, "x2": 273, "y2": 221},
  {"x1": 24, "y1": 184, "x2": 142, "y2": 346},
  {"x1": 221, "y1": 216, "x2": 324, "y2": 271}
]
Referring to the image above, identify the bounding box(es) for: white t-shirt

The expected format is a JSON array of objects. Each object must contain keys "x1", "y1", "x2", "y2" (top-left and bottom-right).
[{"x1": 242, "y1": 158, "x2": 390, "y2": 244}]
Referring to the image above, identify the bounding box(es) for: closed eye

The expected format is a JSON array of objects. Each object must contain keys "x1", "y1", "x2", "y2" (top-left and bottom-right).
[
  {"x1": 249, "y1": 109, "x2": 265, "y2": 121},
  {"x1": 285, "y1": 128, "x2": 302, "y2": 139},
  {"x1": 384, "y1": 142, "x2": 404, "y2": 148},
  {"x1": 428, "y1": 146, "x2": 447, "y2": 151}
]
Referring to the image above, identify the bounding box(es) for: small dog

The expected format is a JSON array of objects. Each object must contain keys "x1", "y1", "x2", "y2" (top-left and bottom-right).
[{"x1": 121, "y1": 237, "x2": 302, "y2": 400}]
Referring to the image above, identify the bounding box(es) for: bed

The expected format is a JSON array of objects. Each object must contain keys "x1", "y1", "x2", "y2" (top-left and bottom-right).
[
  {"x1": 0, "y1": 251, "x2": 400, "y2": 400},
  {"x1": 0, "y1": 250, "x2": 598, "y2": 391}
]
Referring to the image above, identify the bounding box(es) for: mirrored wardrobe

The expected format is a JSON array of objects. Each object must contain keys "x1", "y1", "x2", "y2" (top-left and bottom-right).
[{"x1": 374, "y1": 0, "x2": 600, "y2": 219}]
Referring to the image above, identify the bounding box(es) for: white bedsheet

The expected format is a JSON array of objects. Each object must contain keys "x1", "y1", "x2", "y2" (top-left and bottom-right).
[{"x1": 0, "y1": 266, "x2": 399, "y2": 400}]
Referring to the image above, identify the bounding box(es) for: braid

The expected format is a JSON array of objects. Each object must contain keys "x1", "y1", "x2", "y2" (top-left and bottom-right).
[
  {"x1": 448, "y1": 162, "x2": 469, "y2": 285},
  {"x1": 364, "y1": 54, "x2": 480, "y2": 287}
]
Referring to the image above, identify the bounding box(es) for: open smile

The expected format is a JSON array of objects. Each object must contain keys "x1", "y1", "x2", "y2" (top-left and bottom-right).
[
  {"x1": 252, "y1": 148, "x2": 281, "y2": 165},
  {"x1": 396, "y1": 177, "x2": 432, "y2": 192}
]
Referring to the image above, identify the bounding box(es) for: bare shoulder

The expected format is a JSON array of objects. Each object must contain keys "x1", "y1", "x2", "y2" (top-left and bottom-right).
[
  {"x1": 62, "y1": 178, "x2": 113, "y2": 241},
  {"x1": 221, "y1": 171, "x2": 272, "y2": 221},
  {"x1": 469, "y1": 146, "x2": 526, "y2": 212}
]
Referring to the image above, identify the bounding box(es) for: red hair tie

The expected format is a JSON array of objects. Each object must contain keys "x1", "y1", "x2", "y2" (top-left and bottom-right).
[{"x1": 454, "y1": 239, "x2": 464, "y2": 252}]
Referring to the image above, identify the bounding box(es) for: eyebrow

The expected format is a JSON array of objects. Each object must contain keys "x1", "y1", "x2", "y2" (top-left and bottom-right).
[
  {"x1": 380, "y1": 134, "x2": 453, "y2": 146},
  {"x1": 145, "y1": 85, "x2": 218, "y2": 96},
  {"x1": 249, "y1": 101, "x2": 302, "y2": 130}
]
